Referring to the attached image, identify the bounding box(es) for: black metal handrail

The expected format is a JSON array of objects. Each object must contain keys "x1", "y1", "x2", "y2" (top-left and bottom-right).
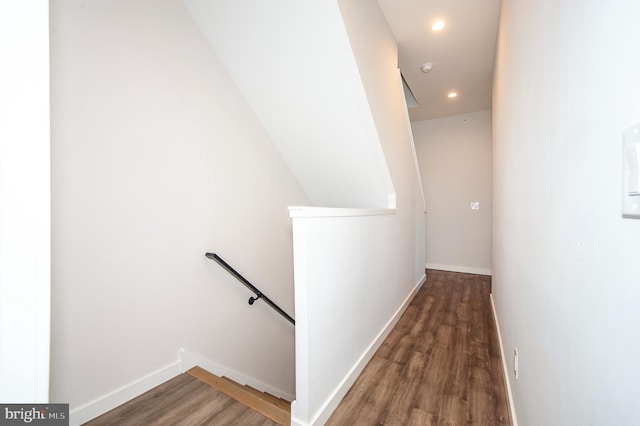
[{"x1": 205, "y1": 253, "x2": 295, "y2": 325}]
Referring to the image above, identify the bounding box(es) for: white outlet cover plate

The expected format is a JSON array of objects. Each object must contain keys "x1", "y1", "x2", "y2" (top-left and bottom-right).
[{"x1": 623, "y1": 122, "x2": 640, "y2": 218}]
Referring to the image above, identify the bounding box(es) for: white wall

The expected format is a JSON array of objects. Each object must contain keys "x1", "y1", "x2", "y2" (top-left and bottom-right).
[
  {"x1": 337, "y1": 0, "x2": 425, "y2": 285},
  {"x1": 493, "y1": 0, "x2": 640, "y2": 424},
  {"x1": 50, "y1": 0, "x2": 309, "y2": 415},
  {"x1": 413, "y1": 110, "x2": 492, "y2": 275},
  {"x1": 338, "y1": 0, "x2": 427, "y2": 352},
  {"x1": 288, "y1": 1, "x2": 426, "y2": 424},
  {"x1": 0, "y1": 0, "x2": 51, "y2": 403},
  {"x1": 183, "y1": 0, "x2": 395, "y2": 209},
  {"x1": 289, "y1": 208, "x2": 423, "y2": 426}
]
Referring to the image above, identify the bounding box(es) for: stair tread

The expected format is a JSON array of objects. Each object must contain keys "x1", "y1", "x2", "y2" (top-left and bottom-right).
[
  {"x1": 243, "y1": 384, "x2": 292, "y2": 411},
  {"x1": 217, "y1": 376, "x2": 290, "y2": 410},
  {"x1": 187, "y1": 366, "x2": 290, "y2": 426}
]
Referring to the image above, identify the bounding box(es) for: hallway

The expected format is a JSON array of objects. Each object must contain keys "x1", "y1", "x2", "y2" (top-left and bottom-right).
[
  {"x1": 79, "y1": 270, "x2": 510, "y2": 425},
  {"x1": 327, "y1": 270, "x2": 510, "y2": 425}
]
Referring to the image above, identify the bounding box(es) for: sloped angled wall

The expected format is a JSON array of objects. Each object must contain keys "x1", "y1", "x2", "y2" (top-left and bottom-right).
[
  {"x1": 288, "y1": 1, "x2": 427, "y2": 424},
  {"x1": 183, "y1": 0, "x2": 395, "y2": 209},
  {"x1": 50, "y1": 0, "x2": 309, "y2": 419}
]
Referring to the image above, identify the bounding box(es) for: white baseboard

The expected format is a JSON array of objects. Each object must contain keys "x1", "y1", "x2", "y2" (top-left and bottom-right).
[
  {"x1": 179, "y1": 348, "x2": 295, "y2": 401},
  {"x1": 490, "y1": 294, "x2": 519, "y2": 426},
  {"x1": 426, "y1": 262, "x2": 492, "y2": 276},
  {"x1": 69, "y1": 273, "x2": 427, "y2": 426},
  {"x1": 69, "y1": 360, "x2": 181, "y2": 426},
  {"x1": 416, "y1": 272, "x2": 427, "y2": 291},
  {"x1": 69, "y1": 347, "x2": 296, "y2": 425},
  {"x1": 291, "y1": 274, "x2": 426, "y2": 426}
]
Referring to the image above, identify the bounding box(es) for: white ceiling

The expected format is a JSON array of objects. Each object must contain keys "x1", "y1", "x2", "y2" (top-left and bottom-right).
[{"x1": 377, "y1": 0, "x2": 501, "y2": 122}]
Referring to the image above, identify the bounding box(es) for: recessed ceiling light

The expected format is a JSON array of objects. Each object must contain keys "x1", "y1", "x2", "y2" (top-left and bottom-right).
[
  {"x1": 447, "y1": 92, "x2": 458, "y2": 98},
  {"x1": 432, "y1": 21, "x2": 446, "y2": 31}
]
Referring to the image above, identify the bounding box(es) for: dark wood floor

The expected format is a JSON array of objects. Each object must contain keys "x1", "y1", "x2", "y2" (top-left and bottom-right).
[
  {"x1": 84, "y1": 270, "x2": 509, "y2": 425},
  {"x1": 327, "y1": 269, "x2": 511, "y2": 425},
  {"x1": 84, "y1": 373, "x2": 279, "y2": 426}
]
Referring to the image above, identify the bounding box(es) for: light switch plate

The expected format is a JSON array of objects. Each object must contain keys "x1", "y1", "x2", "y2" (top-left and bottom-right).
[
  {"x1": 470, "y1": 202, "x2": 480, "y2": 210},
  {"x1": 623, "y1": 122, "x2": 640, "y2": 218}
]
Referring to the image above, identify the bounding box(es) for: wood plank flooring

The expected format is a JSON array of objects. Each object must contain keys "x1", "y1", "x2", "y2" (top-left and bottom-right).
[
  {"x1": 83, "y1": 373, "x2": 280, "y2": 426},
  {"x1": 84, "y1": 270, "x2": 508, "y2": 426},
  {"x1": 327, "y1": 270, "x2": 511, "y2": 426},
  {"x1": 186, "y1": 367, "x2": 290, "y2": 425}
]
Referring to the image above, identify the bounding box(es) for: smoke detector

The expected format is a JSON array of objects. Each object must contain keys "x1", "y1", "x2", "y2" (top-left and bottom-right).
[{"x1": 420, "y1": 62, "x2": 434, "y2": 73}]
